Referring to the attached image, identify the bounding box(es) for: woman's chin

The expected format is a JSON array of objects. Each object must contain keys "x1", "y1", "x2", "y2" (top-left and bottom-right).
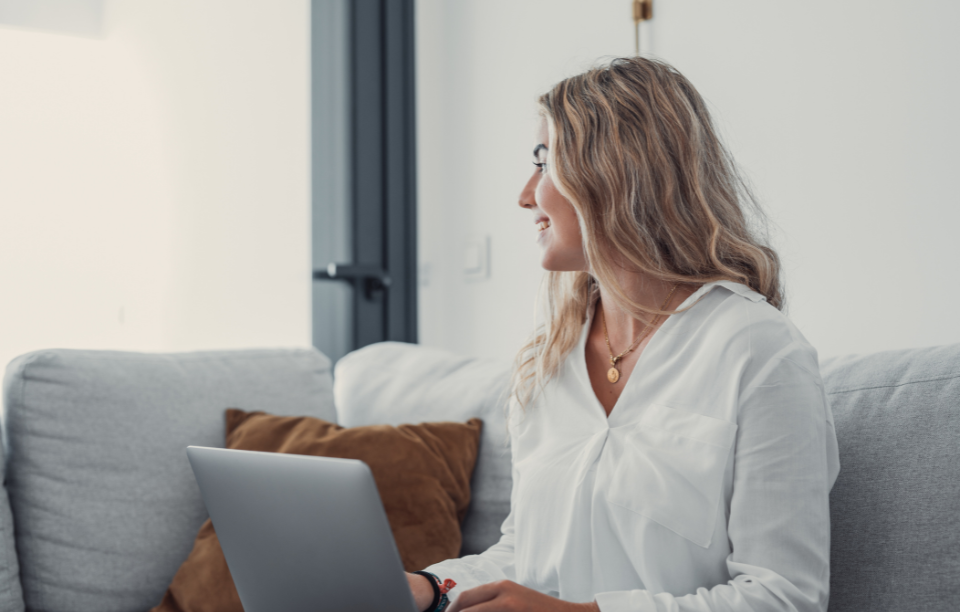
[{"x1": 540, "y1": 253, "x2": 587, "y2": 273}]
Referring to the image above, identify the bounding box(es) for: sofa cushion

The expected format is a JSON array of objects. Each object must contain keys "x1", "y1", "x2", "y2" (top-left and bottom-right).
[
  {"x1": 334, "y1": 341, "x2": 513, "y2": 556},
  {"x1": 153, "y1": 409, "x2": 483, "y2": 612},
  {"x1": 0, "y1": 421, "x2": 25, "y2": 612},
  {"x1": 821, "y1": 344, "x2": 960, "y2": 611},
  {"x1": 2, "y1": 348, "x2": 336, "y2": 612}
]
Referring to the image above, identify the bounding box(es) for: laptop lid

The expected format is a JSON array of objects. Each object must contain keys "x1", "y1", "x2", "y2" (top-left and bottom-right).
[{"x1": 186, "y1": 445, "x2": 418, "y2": 612}]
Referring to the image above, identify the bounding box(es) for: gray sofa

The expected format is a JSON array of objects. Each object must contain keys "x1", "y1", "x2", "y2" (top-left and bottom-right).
[{"x1": 0, "y1": 341, "x2": 957, "y2": 611}]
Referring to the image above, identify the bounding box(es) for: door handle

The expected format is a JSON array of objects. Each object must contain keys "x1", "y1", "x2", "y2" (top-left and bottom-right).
[{"x1": 313, "y1": 263, "x2": 392, "y2": 300}]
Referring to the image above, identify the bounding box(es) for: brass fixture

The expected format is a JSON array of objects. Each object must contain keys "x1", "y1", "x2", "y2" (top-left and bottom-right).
[{"x1": 633, "y1": 0, "x2": 653, "y2": 55}]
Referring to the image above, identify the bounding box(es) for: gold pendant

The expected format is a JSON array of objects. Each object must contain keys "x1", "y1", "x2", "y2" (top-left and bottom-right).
[{"x1": 607, "y1": 367, "x2": 620, "y2": 384}]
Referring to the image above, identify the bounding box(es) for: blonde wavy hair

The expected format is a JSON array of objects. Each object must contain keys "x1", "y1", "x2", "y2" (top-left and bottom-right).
[{"x1": 511, "y1": 57, "x2": 783, "y2": 410}]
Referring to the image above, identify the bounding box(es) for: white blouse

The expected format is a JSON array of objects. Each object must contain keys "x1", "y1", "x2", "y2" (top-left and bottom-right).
[{"x1": 424, "y1": 280, "x2": 841, "y2": 612}]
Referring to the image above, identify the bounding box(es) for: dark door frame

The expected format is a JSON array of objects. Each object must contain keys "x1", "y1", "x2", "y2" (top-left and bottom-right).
[{"x1": 312, "y1": 0, "x2": 418, "y2": 350}]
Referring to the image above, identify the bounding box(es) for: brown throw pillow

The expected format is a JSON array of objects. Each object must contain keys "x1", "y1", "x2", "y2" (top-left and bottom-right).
[{"x1": 151, "y1": 409, "x2": 483, "y2": 612}]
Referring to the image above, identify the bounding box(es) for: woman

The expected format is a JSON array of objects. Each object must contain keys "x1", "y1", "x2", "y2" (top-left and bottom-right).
[{"x1": 407, "y1": 57, "x2": 839, "y2": 612}]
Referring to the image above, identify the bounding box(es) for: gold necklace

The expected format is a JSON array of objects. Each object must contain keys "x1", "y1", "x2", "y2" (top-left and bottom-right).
[{"x1": 601, "y1": 283, "x2": 679, "y2": 384}]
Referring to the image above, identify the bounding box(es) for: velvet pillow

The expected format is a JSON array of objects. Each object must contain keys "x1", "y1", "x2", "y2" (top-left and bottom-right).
[{"x1": 151, "y1": 409, "x2": 483, "y2": 612}]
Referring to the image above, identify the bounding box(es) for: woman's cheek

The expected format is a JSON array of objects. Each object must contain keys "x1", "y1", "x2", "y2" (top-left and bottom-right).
[
  {"x1": 534, "y1": 181, "x2": 546, "y2": 210},
  {"x1": 535, "y1": 177, "x2": 558, "y2": 213}
]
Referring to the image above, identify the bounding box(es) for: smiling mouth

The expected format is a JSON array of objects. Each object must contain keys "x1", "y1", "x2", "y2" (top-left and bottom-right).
[{"x1": 537, "y1": 220, "x2": 551, "y2": 232}]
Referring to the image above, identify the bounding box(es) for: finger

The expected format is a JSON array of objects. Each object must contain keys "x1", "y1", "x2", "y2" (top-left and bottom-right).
[{"x1": 446, "y1": 582, "x2": 505, "y2": 612}]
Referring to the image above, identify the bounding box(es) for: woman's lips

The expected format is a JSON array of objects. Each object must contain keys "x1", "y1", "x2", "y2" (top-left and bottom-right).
[{"x1": 536, "y1": 220, "x2": 551, "y2": 242}]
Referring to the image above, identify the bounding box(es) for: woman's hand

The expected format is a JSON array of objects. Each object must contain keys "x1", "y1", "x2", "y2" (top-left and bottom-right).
[
  {"x1": 446, "y1": 580, "x2": 600, "y2": 612},
  {"x1": 406, "y1": 572, "x2": 436, "y2": 612}
]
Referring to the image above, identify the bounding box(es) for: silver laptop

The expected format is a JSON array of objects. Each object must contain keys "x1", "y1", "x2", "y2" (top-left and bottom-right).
[{"x1": 186, "y1": 446, "x2": 419, "y2": 612}]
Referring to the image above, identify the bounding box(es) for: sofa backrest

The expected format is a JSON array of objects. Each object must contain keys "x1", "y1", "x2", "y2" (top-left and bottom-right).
[
  {"x1": 820, "y1": 344, "x2": 960, "y2": 611},
  {"x1": 1, "y1": 348, "x2": 337, "y2": 612},
  {"x1": 3, "y1": 341, "x2": 954, "y2": 611},
  {"x1": 334, "y1": 341, "x2": 513, "y2": 557},
  {"x1": 0, "y1": 420, "x2": 25, "y2": 612}
]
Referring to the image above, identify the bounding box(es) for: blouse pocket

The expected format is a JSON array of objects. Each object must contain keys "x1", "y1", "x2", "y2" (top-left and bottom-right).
[{"x1": 603, "y1": 402, "x2": 737, "y2": 548}]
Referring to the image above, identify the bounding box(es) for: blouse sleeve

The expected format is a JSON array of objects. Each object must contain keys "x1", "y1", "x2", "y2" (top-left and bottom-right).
[{"x1": 596, "y1": 355, "x2": 841, "y2": 612}]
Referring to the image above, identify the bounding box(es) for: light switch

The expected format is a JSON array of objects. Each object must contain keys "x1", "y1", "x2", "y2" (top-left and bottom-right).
[
  {"x1": 418, "y1": 262, "x2": 432, "y2": 287},
  {"x1": 464, "y1": 235, "x2": 490, "y2": 281}
]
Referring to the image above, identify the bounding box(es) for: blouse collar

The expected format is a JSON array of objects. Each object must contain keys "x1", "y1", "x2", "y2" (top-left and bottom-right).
[{"x1": 586, "y1": 279, "x2": 766, "y2": 323}]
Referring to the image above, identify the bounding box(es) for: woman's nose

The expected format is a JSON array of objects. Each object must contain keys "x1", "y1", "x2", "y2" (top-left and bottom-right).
[{"x1": 518, "y1": 172, "x2": 537, "y2": 209}]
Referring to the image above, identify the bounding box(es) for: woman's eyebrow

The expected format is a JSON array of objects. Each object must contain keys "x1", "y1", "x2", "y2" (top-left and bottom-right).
[{"x1": 532, "y1": 144, "x2": 548, "y2": 159}]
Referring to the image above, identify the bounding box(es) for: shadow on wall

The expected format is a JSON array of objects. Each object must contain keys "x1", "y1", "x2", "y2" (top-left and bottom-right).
[{"x1": 0, "y1": 0, "x2": 104, "y2": 38}]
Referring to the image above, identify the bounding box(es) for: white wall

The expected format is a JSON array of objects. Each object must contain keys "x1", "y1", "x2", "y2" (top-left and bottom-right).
[
  {"x1": 0, "y1": 0, "x2": 312, "y2": 375},
  {"x1": 416, "y1": 0, "x2": 960, "y2": 361},
  {"x1": 416, "y1": 0, "x2": 637, "y2": 361}
]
